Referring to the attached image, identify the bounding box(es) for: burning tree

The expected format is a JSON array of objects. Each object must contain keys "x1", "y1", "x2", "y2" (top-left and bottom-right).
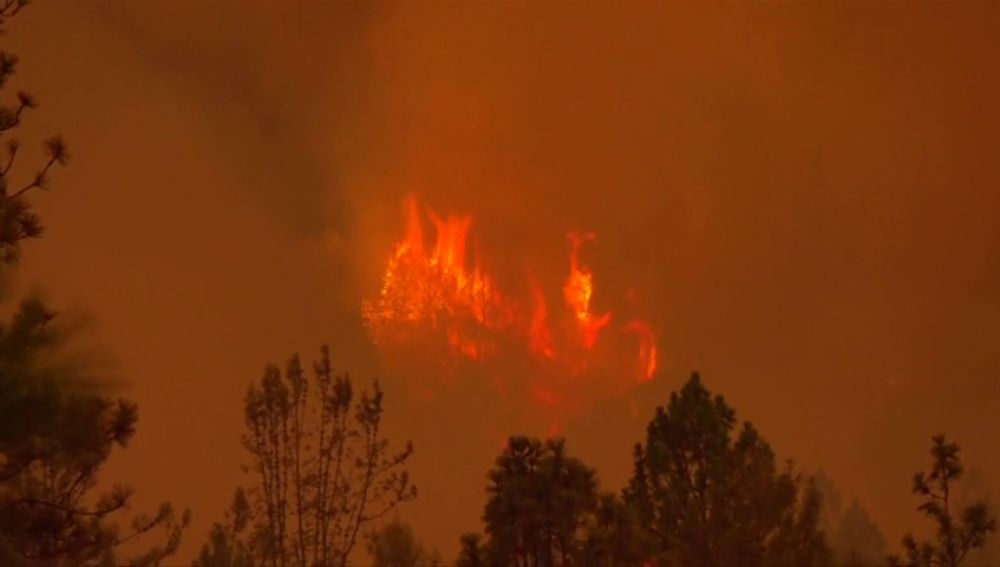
[
  {"x1": 207, "y1": 346, "x2": 415, "y2": 567},
  {"x1": 362, "y1": 197, "x2": 659, "y2": 433}
]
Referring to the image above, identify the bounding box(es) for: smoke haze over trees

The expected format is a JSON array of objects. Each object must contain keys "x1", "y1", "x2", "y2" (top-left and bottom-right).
[{"x1": 0, "y1": 1, "x2": 998, "y2": 565}]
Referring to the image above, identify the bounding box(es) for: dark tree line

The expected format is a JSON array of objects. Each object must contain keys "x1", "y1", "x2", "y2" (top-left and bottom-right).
[
  {"x1": 453, "y1": 373, "x2": 996, "y2": 567},
  {"x1": 456, "y1": 373, "x2": 831, "y2": 567}
]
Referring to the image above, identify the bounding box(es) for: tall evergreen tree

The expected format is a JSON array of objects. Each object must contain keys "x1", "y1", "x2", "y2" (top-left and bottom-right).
[
  {"x1": 579, "y1": 492, "x2": 650, "y2": 566},
  {"x1": 482, "y1": 436, "x2": 599, "y2": 566},
  {"x1": 625, "y1": 372, "x2": 831, "y2": 567},
  {"x1": 462, "y1": 436, "x2": 647, "y2": 567}
]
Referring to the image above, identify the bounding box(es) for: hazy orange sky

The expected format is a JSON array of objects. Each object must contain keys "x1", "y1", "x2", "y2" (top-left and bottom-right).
[{"x1": 8, "y1": 2, "x2": 1000, "y2": 562}]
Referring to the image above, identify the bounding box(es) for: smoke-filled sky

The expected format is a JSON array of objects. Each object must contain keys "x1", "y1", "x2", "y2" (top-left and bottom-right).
[{"x1": 9, "y1": 1, "x2": 1000, "y2": 562}]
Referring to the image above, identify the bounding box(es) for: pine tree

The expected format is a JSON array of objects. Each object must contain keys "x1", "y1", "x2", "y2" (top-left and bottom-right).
[
  {"x1": 889, "y1": 436, "x2": 997, "y2": 567},
  {"x1": 0, "y1": 2, "x2": 188, "y2": 564},
  {"x1": 625, "y1": 372, "x2": 831, "y2": 567},
  {"x1": 201, "y1": 347, "x2": 415, "y2": 567}
]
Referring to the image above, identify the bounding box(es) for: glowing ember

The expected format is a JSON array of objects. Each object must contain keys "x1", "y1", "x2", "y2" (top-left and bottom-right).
[{"x1": 362, "y1": 196, "x2": 660, "y2": 422}]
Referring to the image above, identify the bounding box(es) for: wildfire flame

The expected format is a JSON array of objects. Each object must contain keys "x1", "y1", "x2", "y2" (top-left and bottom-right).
[
  {"x1": 623, "y1": 318, "x2": 657, "y2": 384},
  {"x1": 564, "y1": 232, "x2": 612, "y2": 350},
  {"x1": 529, "y1": 279, "x2": 556, "y2": 359},
  {"x1": 363, "y1": 198, "x2": 510, "y2": 359},
  {"x1": 362, "y1": 197, "x2": 659, "y2": 420}
]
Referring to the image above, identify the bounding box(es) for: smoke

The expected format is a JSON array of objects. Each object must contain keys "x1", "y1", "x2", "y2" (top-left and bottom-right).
[{"x1": 9, "y1": 1, "x2": 1000, "y2": 562}]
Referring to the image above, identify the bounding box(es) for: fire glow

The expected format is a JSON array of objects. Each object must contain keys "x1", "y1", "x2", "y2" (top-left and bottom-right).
[{"x1": 362, "y1": 197, "x2": 658, "y2": 418}]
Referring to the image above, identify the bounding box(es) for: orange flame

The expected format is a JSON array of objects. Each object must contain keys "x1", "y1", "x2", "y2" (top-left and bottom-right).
[
  {"x1": 362, "y1": 197, "x2": 510, "y2": 358},
  {"x1": 529, "y1": 279, "x2": 555, "y2": 359},
  {"x1": 363, "y1": 196, "x2": 660, "y2": 423},
  {"x1": 623, "y1": 318, "x2": 658, "y2": 382},
  {"x1": 563, "y1": 232, "x2": 612, "y2": 349}
]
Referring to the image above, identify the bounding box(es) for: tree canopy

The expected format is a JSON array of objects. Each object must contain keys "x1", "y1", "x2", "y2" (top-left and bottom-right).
[
  {"x1": 0, "y1": 2, "x2": 187, "y2": 563},
  {"x1": 624, "y1": 372, "x2": 831, "y2": 567},
  {"x1": 460, "y1": 436, "x2": 645, "y2": 567},
  {"x1": 197, "y1": 347, "x2": 415, "y2": 567},
  {"x1": 889, "y1": 435, "x2": 997, "y2": 567}
]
